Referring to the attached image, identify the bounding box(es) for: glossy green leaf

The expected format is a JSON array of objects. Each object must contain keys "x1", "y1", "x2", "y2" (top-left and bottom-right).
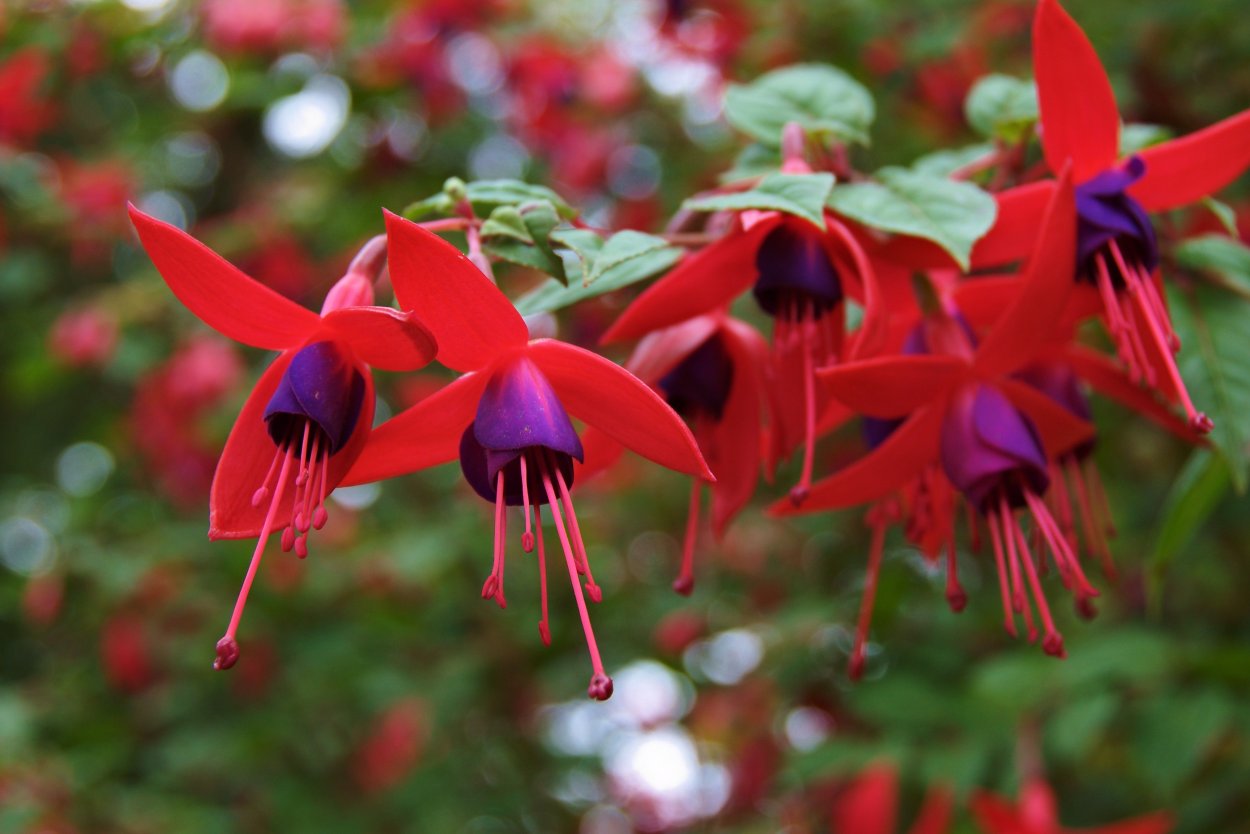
[
  {"x1": 720, "y1": 143, "x2": 782, "y2": 182},
  {"x1": 684, "y1": 172, "x2": 836, "y2": 229},
  {"x1": 964, "y1": 74, "x2": 1038, "y2": 142},
  {"x1": 1148, "y1": 448, "x2": 1230, "y2": 611},
  {"x1": 827, "y1": 168, "x2": 996, "y2": 269},
  {"x1": 1201, "y1": 198, "x2": 1240, "y2": 237},
  {"x1": 1175, "y1": 234, "x2": 1250, "y2": 298},
  {"x1": 910, "y1": 143, "x2": 995, "y2": 177},
  {"x1": 515, "y1": 231, "x2": 681, "y2": 315},
  {"x1": 478, "y1": 205, "x2": 533, "y2": 243},
  {"x1": 724, "y1": 64, "x2": 875, "y2": 147},
  {"x1": 1170, "y1": 285, "x2": 1250, "y2": 492}
]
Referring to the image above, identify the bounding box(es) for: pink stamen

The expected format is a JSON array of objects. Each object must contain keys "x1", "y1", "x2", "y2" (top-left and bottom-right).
[
  {"x1": 1011, "y1": 518, "x2": 1065, "y2": 658},
  {"x1": 535, "y1": 504, "x2": 551, "y2": 646},
  {"x1": 1047, "y1": 461, "x2": 1078, "y2": 553},
  {"x1": 520, "y1": 454, "x2": 534, "y2": 553},
  {"x1": 296, "y1": 420, "x2": 312, "y2": 486},
  {"x1": 674, "y1": 479, "x2": 701, "y2": 596},
  {"x1": 1110, "y1": 240, "x2": 1177, "y2": 351},
  {"x1": 1085, "y1": 459, "x2": 1117, "y2": 540},
  {"x1": 789, "y1": 302, "x2": 817, "y2": 506},
  {"x1": 946, "y1": 535, "x2": 966, "y2": 613},
  {"x1": 539, "y1": 456, "x2": 612, "y2": 700},
  {"x1": 312, "y1": 445, "x2": 329, "y2": 531},
  {"x1": 986, "y1": 509, "x2": 1017, "y2": 637},
  {"x1": 1066, "y1": 457, "x2": 1115, "y2": 579},
  {"x1": 1000, "y1": 496, "x2": 1038, "y2": 642},
  {"x1": 481, "y1": 471, "x2": 507, "y2": 608},
  {"x1": 215, "y1": 442, "x2": 295, "y2": 670},
  {"x1": 1025, "y1": 490, "x2": 1099, "y2": 600},
  {"x1": 1128, "y1": 271, "x2": 1213, "y2": 433},
  {"x1": 849, "y1": 517, "x2": 888, "y2": 680},
  {"x1": 550, "y1": 451, "x2": 601, "y2": 604},
  {"x1": 251, "y1": 443, "x2": 284, "y2": 507}
]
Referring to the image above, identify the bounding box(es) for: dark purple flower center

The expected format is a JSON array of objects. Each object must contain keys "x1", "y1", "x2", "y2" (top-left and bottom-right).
[
  {"x1": 1075, "y1": 156, "x2": 1159, "y2": 287},
  {"x1": 752, "y1": 222, "x2": 843, "y2": 320},
  {"x1": 1014, "y1": 362, "x2": 1096, "y2": 460},
  {"x1": 264, "y1": 340, "x2": 365, "y2": 454},
  {"x1": 861, "y1": 416, "x2": 904, "y2": 451},
  {"x1": 459, "y1": 356, "x2": 584, "y2": 506},
  {"x1": 658, "y1": 334, "x2": 734, "y2": 422},
  {"x1": 940, "y1": 384, "x2": 1050, "y2": 513}
]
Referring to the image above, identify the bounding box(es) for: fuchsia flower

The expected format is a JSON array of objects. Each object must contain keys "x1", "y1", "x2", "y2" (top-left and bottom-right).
[
  {"x1": 830, "y1": 763, "x2": 953, "y2": 834},
  {"x1": 971, "y1": 777, "x2": 1171, "y2": 834},
  {"x1": 603, "y1": 199, "x2": 886, "y2": 506},
  {"x1": 128, "y1": 207, "x2": 438, "y2": 671},
  {"x1": 343, "y1": 212, "x2": 713, "y2": 700},
  {"x1": 0, "y1": 47, "x2": 56, "y2": 147},
  {"x1": 773, "y1": 171, "x2": 1100, "y2": 659},
  {"x1": 594, "y1": 312, "x2": 769, "y2": 594},
  {"x1": 1020, "y1": 0, "x2": 1250, "y2": 432}
]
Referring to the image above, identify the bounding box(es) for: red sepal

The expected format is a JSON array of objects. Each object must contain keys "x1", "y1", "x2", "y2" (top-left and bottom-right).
[
  {"x1": 1033, "y1": 0, "x2": 1120, "y2": 181},
  {"x1": 908, "y1": 786, "x2": 955, "y2": 834},
  {"x1": 129, "y1": 205, "x2": 320, "y2": 351},
  {"x1": 818, "y1": 355, "x2": 967, "y2": 418},
  {"x1": 527, "y1": 339, "x2": 715, "y2": 481},
  {"x1": 771, "y1": 404, "x2": 944, "y2": 515},
  {"x1": 975, "y1": 168, "x2": 1075, "y2": 378},
  {"x1": 209, "y1": 349, "x2": 375, "y2": 539},
  {"x1": 383, "y1": 210, "x2": 528, "y2": 372},
  {"x1": 831, "y1": 765, "x2": 897, "y2": 834},
  {"x1": 967, "y1": 791, "x2": 1024, "y2": 834},
  {"x1": 341, "y1": 370, "x2": 489, "y2": 485},
  {"x1": 826, "y1": 216, "x2": 887, "y2": 359},
  {"x1": 600, "y1": 216, "x2": 778, "y2": 343},
  {"x1": 710, "y1": 321, "x2": 767, "y2": 537},
  {"x1": 1087, "y1": 814, "x2": 1175, "y2": 834},
  {"x1": 1130, "y1": 108, "x2": 1250, "y2": 212},
  {"x1": 320, "y1": 306, "x2": 437, "y2": 372}
]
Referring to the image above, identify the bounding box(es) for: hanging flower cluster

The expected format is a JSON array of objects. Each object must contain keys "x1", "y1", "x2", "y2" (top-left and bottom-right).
[{"x1": 127, "y1": 0, "x2": 1249, "y2": 700}]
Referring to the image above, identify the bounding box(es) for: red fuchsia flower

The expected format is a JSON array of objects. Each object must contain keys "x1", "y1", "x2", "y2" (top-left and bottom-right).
[
  {"x1": 128, "y1": 206, "x2": 438, "y2": 671},
  {"x1": 602, "y1": 169, "x2": 887, "y2": 507},
  {"x1": 589, "y1": 312, "x2": 769, "y2": 594},
  {"x1": 0, "y1": 47, "x2": 56, "y2": 147},
  {"x1": 971, "y1": 777, "x2": 1172, "y2": 834},
  {"x1": 773, "y1": 171, "x2": 1099, "y2": 661},
  {"x1": 1013, "y1": 0, "x2": 1250, "y2": 433},
  {"x1": 200, "y1": 0, "x2": 344, "y2": 56},
  {"x1": 48, "y1": 306, "x2": 118, "y2": 368},
  {"x1": 831, "y1": 763, "x2": 953, "y2": 834},
  {"x1": 342, "y1": 211, "x2": 713, "y2": 700}
]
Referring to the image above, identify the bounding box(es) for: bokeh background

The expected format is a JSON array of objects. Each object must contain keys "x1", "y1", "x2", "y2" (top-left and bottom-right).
[{"x1": 2, "y1": 0, "x2": 1249, "y2": 831}]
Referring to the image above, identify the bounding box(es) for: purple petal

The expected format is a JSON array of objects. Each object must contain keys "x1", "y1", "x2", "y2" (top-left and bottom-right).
[
  {"x1": 1075, "y1": 156, "x2": 1159, "y2": 276},
  {"x1": 264, "y1": 340, "x2": 365, "y2": 453},
  {"x1": 940, "y1": 385, "x2": 1050, "y2": 512},
  {"x1": 458, "y1": 425, "x2": 576, "y2": 506},
  {"x1": 658, "y1": 333, "x2": 734, "y2": 422},
  {"x1": 474, "y1": 355, "x2": 584, "y2": 462},
  {"x1": 752, "y1": 222, "x2": 842, "y2": 318}
]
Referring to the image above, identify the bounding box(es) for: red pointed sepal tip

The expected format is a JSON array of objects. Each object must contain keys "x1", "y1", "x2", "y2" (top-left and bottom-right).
[
  {"x1": 588, "y1": 673, "x2": 614, "y2": 701},
  {"x1": 213, "y1": 635, "x2": 240, "y2": 670}
]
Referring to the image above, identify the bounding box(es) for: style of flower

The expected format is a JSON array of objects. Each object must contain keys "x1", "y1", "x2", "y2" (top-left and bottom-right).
[
  {"x1": 342, "y1": 211, "x2": 713, "y2": 700},
  {"x1": 602, "y1": 200, "x2": 886, "y2": 506},
  {"x1": 1024, "y1": 0, "x2": 1250, "y2": 432},
  {"x1": 589, "y1": 312, "x2": 768, "y2": 594},
  {"x1": 128, "y1": 207, "x2": 438, "y2": 671},
  {"x1": 773, "y1": 171, "x2": 1099, "y2": 659},
  {"x1": 831, "y1": 763, "x2": 953, "y2": 834},
  {"x1": 971, "y1": 777, "x2": 1172, "y2": 834}
]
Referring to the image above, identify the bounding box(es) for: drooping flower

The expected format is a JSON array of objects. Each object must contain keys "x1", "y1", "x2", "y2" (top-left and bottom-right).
[
  {"x1": 971, "y1": 777, "x2": 1172, "y2": 834},
  {"x1": 0, "y1": 47, "x2": 56, "y2": 147},
  {"x1": 588, "y1": 312, "x2": 769, "y2": 594},
  {"x1": 1025, "y1": 0, "x2": 1250, "y2": 430},
  {"x1": 773, "y1": 171, "x2": 1099, "y2": 660},
  {"x1": 128, "y1": 207, "x2": 438, "y2": 670},
  {"x1": 342, "y1": 211, "x2": 713, "y2": 700},
  {"x1": 602, "y1": 191, "x2": 886, "y2": 505},
  {"x1": 831, "y1": 763, "x2": 953, "y2": 834}
]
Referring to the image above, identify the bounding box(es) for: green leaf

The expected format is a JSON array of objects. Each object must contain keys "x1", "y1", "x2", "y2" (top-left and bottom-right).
[
  {"x1": 1047, "y1": 691, "x2": 1118, "y2": 762},
  {"x1": 1120, "y1": 122, "x2": 1174, "y2": 155},
  {"x1": 827, "y1": 168, "x2": 997, "y2": 269},
  {"x1": 481, "y1": 201, "x2": 568, "y2": 282},
  {"x1": 723, "y1": 64, "x2": 875, "y2": 147},
  {"x1": 964, "y1": 74, "x2": 1038, "y2": 142},
  {"x1": 1133, "y1": 690, "x2": 1233, "y2": 795},
  {"x1": 1169, "y1": 284, "x2": 1250, "y2": 492},
  {"x1": 720, "y1": 143, "x2": 782, "y2": 182},
  {"x1": 910, "y1": 143, "x2": 995, "y2": 178},
  {"x1": 1201, "y1": 197, "x2": 1240, "y2": 237},
  {"x1": 401, "y1": 191, "x2": 455, "y2": 221},
  {"x1": 1148, "y1": 448, "x2": 1230, "y2": 611},
  {"x1": 684, "y1": 172, "x2": 836, "y2": 229},
  {"x1": 515, "y1": 232, "x2": 681, "y2": 316},
  {"x1": 1174, "y1": 234, "x2": 1250, "y2": 297},
  {"x1": 465, "y1": 180, "x2": 574, "y2": 218},
  {"x1": 478, "y1": 206, "x2": 533, "y2": 243}
]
